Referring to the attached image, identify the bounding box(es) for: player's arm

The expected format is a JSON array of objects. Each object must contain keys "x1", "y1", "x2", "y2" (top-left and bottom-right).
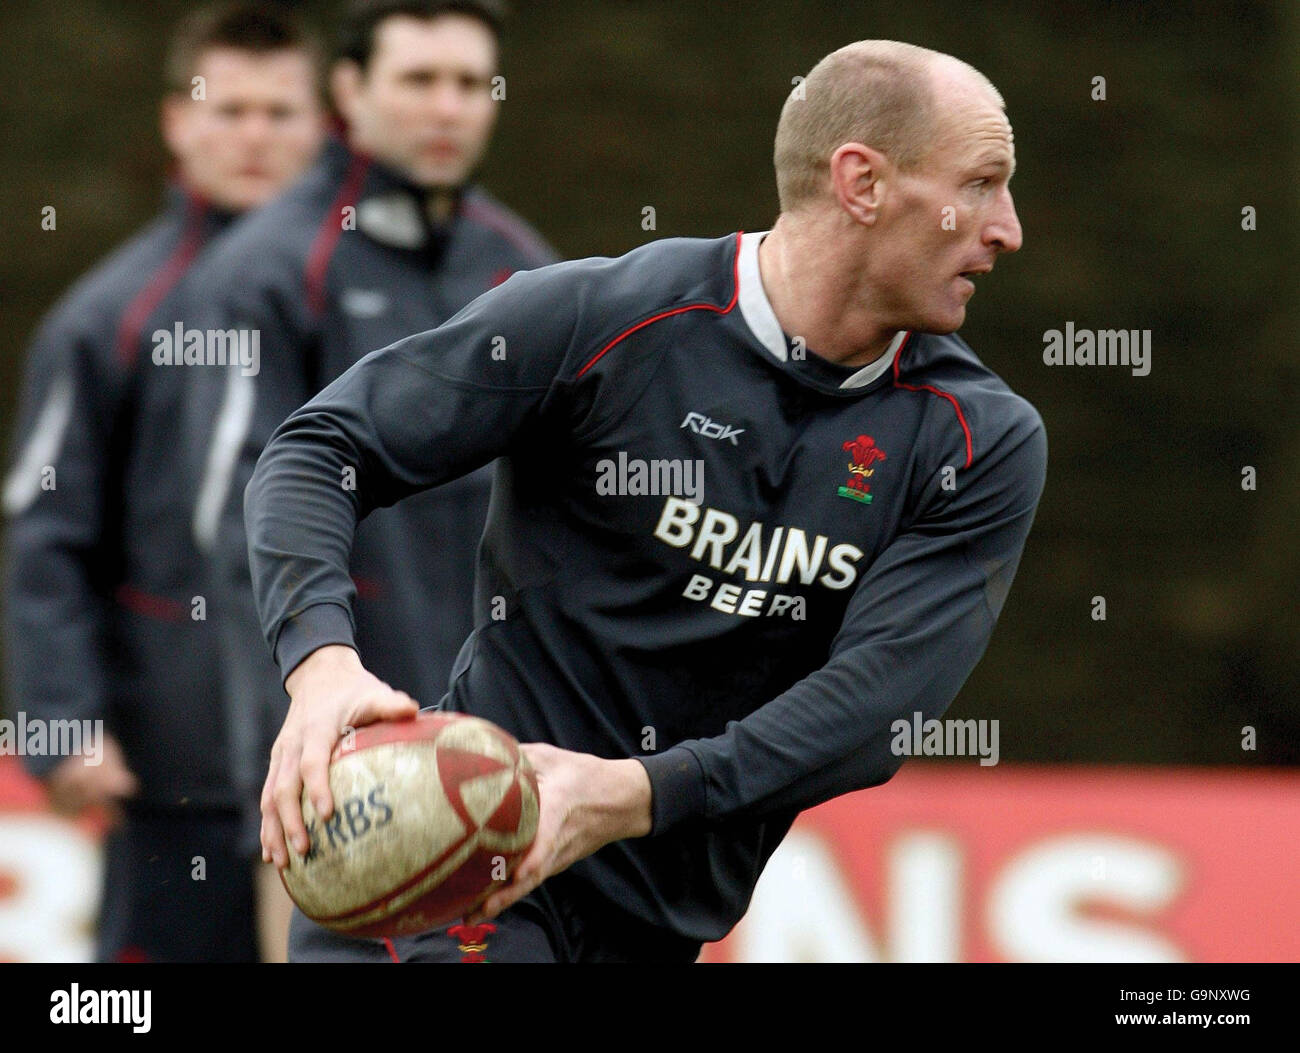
[
  {"x1": 1, "y1": 316, "x2": 138, "y2": 813},
  {"x1": 640, "y1": 405, "x2": 1048, "y2": 832},
  {"x1": 247, "y1": 267, "x2": 582, "y2": 865}
]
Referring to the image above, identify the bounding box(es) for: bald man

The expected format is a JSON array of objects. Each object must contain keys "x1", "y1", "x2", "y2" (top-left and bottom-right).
[{"x1": 246, "y1": 40, "x2": 1045, "y2": 962}]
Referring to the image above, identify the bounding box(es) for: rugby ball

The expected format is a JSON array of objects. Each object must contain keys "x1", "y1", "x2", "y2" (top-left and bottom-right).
[{"x1": 280, "y1": 711, "x2": 539, "y2": 938}]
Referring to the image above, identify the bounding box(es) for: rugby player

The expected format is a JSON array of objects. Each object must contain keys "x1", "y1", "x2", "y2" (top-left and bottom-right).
[{"x1": 249, "y1": 39, "x2": 1043, "y2": 963}]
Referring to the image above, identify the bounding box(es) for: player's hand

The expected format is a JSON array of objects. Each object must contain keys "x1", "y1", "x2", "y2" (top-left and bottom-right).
[
  {"x1": 44, "y1": 732, "x2": 137, "y2": 824},
  {"x1": 261, "y1": 644, "x2": 418, "y2": 868},
  {"x1": 464, "y1": 743, "x2": 653, "y2": 925}
]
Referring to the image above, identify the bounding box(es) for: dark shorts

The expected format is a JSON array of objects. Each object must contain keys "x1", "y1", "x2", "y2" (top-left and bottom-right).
[
  {"x1": 288, "y1": 872, "x2": 701, "y2": 963},
  {"x1": 96, "y1": 804, "x2": 259, "y2": 963}
]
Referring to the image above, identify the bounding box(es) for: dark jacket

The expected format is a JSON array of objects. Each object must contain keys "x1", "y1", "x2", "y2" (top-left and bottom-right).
[{"x1": 4, "y1": 187, "x2": 239, "y2": 807}]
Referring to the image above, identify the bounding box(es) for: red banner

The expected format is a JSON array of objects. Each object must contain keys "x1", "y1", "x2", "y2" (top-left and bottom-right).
[{"x1": 701, "y1": 765, "x2": 1300, "y2": 962}]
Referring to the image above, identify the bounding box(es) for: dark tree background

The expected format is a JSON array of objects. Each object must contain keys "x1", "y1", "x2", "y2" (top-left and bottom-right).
[{"x1": 2, "y1": 0, "x2": 1295, "y2": 764}]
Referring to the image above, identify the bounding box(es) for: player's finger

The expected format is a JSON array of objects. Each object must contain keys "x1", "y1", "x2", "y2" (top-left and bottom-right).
[
  {"x1": 503, "y1": 841, "x2": 548, "y2": 897},
  {"x1": 260, "y1": 752, "x2": 286, "y2": 863},
  {"x1": 272, "y1": 746, "x2": 309, "y2": 864},
  {"x1": 298, "y1": 722, "x2": 339, "y2": 824},
  {"x1": 262, "y1": 808, "x2": 288, "y2": 869},
  {"x1": 470, "y1": 869, "x2": 538, "y2": 924},
  {"x1": 363, "y1": 688, "x2": 418, "y2": 724},
  {"x1": 467, "y1": 869, "x2": 527, "y2": 923},
  {"x1": 464, "y1": 893, "x2": 502, "y2": 926},
  {"x1": 468, "y1": 828, "x2": 554, "y2": 924}
]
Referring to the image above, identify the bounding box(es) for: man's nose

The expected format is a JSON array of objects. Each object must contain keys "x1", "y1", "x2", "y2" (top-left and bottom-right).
[
  {"x1": 239, "y1": 110, "x2": 277, "y2": 147},
  {"x1": 429, "y1": 81, "x2": 468, "y2": 121},
  {"x1": 986, "y1": 189, "x2": 1023, "y2": 254}
]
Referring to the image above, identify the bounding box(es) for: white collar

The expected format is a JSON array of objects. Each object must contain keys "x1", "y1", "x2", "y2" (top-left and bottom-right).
[{"x1": 737, "y1": 230, "x2": 906, "y2": 389}]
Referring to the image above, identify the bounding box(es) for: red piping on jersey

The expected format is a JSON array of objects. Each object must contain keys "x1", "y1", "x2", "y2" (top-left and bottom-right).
[
  {"x1": 114, "y1": 194, "x2": 209, "y2": 368},
  {"x1": 576, "y1": 231, "x2": 743, "y2": 378},
  {"x1": 383, "y1": 937, "x2": 401, "y2": 963},
  {"x1": 891, "y1": 332, "x2": 974, "y2": 469},
  {"x1": 304, "y1": 150, "x2": 371, "y2": 317}
]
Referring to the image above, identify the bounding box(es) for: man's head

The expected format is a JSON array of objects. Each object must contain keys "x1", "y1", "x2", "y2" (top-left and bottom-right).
[
  {"x1": 332, "y1": 0, "x2": 505, "y2": 190},
  {"x1": 162, "y1": 4, "x2": 326, "y2": 212},
  {"x1": 774, "y1": 41, "x2": 1022, "y2": 334}
]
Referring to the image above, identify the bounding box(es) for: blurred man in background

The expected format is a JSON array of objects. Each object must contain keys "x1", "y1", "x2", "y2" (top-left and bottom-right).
[
  {"x1": 2, "y1": 3, "x2": 324, "y2": 962},
  {"x1": 181, "y1": 0, "x2": 556, "y2": 959}
]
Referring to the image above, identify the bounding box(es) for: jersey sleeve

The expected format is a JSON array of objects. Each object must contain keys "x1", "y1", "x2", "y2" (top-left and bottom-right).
[
  {"x1": 638, "y1": 406, "x2": 1048, "y2": 833},
  {"x1": 244, "y1": 265, "x2": 582, "y2": 683},
  {"x1": 2, "y1": 314, "x2": 128, "y2": 776}
]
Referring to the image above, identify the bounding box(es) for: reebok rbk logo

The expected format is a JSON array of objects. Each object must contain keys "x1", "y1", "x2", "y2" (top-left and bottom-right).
[{"x1": 681, "y1": 412, "x2": 743, "y2": 445}]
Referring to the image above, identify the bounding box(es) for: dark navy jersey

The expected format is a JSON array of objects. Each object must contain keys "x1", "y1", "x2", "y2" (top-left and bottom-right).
[
  {"x1": 178, "y1": 135, "x2": 557, "y2": 806},
  {"x1": 245, "y1": 230, "x2": 1047, "y2": 941},
  {"x1": 3, "y1": 187, "x2": 238, "y2": 806}
]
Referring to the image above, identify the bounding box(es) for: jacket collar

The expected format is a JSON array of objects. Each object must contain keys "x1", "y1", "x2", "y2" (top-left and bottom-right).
[
  {"x1": 162, "y1": 182, "x2": 238, "y2": 240},
  {"x1": 322, "y1": 134, "x2": 467, "y2": 256},
  {"x1": 736, "y1": 230, "x2": 907, "y2": 394}
]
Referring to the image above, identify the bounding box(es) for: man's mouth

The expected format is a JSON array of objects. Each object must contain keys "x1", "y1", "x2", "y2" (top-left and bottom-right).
[{"x1": 424, "y1": 140, "x2": 462, "y2": 159}]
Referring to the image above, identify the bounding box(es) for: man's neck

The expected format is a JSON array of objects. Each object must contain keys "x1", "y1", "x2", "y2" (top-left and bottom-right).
[
  {"x1": 425, "y1": 189, "x2": 458, "y2": 225},
  {"x1": 758, "y1": 215, "x2": 899, "y2": 369},
  {"x1": 345, "y1": 137, "x2": 463, "y2": 224}
]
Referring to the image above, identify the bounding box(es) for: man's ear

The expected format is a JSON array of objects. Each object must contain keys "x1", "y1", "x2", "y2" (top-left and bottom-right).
[
  {"x1": 330, "y1": 61, "x2": 364, "y2": 126},
  {"x1": 829, "y1": 142, "x2": 888, "y2": 226}
]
